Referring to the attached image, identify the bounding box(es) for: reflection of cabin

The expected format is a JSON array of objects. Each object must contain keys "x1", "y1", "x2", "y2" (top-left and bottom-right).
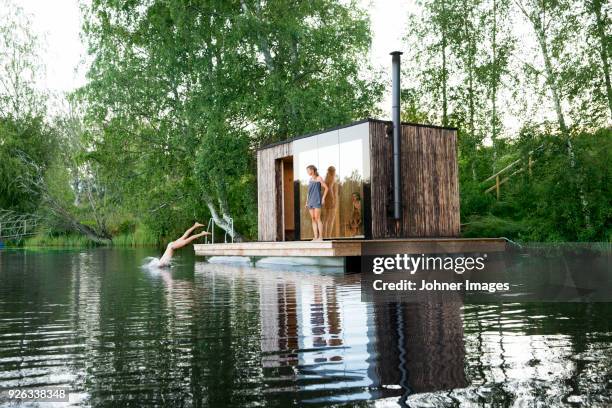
[
  {"x1": 370, "y1": 302, "x2": 467, "y2": 395},
  {"x1": 257, "y1": 118, "x2": 460, "y2": 242}
]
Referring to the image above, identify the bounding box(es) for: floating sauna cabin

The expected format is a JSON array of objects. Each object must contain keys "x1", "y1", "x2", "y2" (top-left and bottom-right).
[
  {"x1": 257, "y1": 118, "x2": 460, "y2": 241},
  {"x1": 195, "y1": 52, "x2": 507, "y2": 262}
]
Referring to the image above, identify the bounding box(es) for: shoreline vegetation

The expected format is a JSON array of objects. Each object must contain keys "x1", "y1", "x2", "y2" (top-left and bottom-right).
[
  {"x1": 12, "y1": 226, "x2": 161, "y2": 248},
  {"x1": 0, "y1": 1, "x2": 610, "y2": 246}
]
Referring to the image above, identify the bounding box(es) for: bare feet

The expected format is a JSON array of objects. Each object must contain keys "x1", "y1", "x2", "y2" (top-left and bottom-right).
[{"x1": 194, "y1": 222, "x2": 204, "y2": 228}]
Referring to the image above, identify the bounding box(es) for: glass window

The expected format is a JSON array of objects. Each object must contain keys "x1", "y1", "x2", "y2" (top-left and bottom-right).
[
  {"x1": 293, "y1": 123, "x2": 370, "y2": 240},
  {"x1": 338, "y1": 123, "x2": 369, "y2": 238},
  {"x1": 293, "y1": 136, "x2": 319, "y2": 240},
  {"x1": 317, "y1": 131, "x2": 339, "y2": 239}
]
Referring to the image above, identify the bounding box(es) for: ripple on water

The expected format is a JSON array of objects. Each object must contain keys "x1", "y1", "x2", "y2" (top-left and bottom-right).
[{"x1": 0, "y1": 250, "x2": 611, "y2": 406}]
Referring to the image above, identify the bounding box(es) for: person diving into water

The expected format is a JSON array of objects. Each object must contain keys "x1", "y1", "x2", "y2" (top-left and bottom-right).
[{"x1": 153, "y1": 222, "x2": 210, "y2": 267}]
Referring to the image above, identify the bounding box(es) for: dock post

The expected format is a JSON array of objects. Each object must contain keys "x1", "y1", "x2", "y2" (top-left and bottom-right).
[
  {"x1": 344, "y1": 256, "x2": 361, "y2": 273},
  {"x1": 249, "y1": 256, "x2": 263, "y2": 267}
]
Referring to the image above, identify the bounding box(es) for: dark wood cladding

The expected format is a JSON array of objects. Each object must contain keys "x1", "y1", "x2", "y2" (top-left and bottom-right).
[
  {"x1": 257, "y1": 142, "x2": 292, "y2": 241},
  {"x1": 370, "y1": 121, "x2": 460, "y2": 238},
  {"x1": 372, "y1": 303, "x2": 467, "y2": 393},
  {"x1": 370, "y1": 121, "x2": 394, "y2": 237}
]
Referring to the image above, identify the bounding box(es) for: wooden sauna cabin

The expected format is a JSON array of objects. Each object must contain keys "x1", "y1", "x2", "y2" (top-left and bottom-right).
[
  {"x1": 194, "y1": 117, "x2": 508, "y2": 260},
  {"x1": 257, "y1": 118, "x2": 461, "y2": 242},
  {"x1": 194, "y1": 52, "x2": 508, "y2": 261}
]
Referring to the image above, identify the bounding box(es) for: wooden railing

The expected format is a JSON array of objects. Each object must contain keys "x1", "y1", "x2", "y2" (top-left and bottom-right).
[{"x1": 482, "y1": 148, "x2": 539, "y2": 200}]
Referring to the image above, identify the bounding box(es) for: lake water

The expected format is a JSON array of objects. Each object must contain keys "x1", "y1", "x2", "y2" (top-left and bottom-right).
[{"x1": 1, "y1": 248, "x2": 611, "y2": 407}]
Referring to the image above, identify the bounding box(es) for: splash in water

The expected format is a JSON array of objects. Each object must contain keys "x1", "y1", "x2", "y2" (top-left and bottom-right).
[{"x1": 142, "y1": 256, "x2": 172, "y2": 269}]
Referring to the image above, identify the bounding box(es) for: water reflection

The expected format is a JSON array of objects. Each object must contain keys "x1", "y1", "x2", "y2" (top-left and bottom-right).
[{"x1": 0, "y1": 250, "x2": 611, "y2": 407}]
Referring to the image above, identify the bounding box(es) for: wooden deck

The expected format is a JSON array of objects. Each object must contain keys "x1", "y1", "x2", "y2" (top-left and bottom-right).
[{"x1": 194, "y1": 238, "x2": 508, "y2": 257}]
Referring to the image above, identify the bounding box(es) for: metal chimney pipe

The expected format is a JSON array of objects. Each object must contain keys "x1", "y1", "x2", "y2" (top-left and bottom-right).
[{"x1": 391, "y1": 51, "x2": 402, "y2": 220}]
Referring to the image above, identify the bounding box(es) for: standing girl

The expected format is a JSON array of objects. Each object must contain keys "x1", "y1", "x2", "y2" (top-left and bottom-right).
[{"x1": 305, "y1": 165, "x2": 329, "y2": 241}]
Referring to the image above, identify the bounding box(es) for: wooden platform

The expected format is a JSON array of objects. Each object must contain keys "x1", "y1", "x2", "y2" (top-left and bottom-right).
[{"x1": 194, "y1": 238, "x2": 508, "y2": 257}]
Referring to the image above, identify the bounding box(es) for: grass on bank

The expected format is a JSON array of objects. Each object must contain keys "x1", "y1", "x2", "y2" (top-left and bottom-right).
[
  {"x1": 112, "y1": 227, "x2": 159, "y2": 247},
  {"x1": 23, "y1": 233, "x2": 98, "y2": 248},
  {"x1": 19, "y1": 226, "x2": 160, "y2": 248}
]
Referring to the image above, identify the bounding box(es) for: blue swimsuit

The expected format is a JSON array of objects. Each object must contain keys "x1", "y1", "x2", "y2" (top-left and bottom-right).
[{"x1": 307, "y1": 179, "x2": 322, "y2": 209}]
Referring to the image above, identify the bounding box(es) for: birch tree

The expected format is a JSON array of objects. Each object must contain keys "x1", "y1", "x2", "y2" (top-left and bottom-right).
[
  {"x1": 0, "y1": 2, "x2": 45, "y2": 121},
  {"x1": 514, "y1": 0, "x2": 571, "y2": 137},
  {"x1": 481, "y1": 0, "x2": 514, "y2": 166},
  {"x1": 584, "y1": 0, "x2": 611, "y2": 119},
  {"x1": 79, "y1": 0, "x2": 379, "y2": 240},
  {"x1": 514, "y1": 0, "x2": 591, "y2": 226}
]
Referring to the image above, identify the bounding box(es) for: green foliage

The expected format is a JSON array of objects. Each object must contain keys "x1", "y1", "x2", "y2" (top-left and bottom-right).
[
  {"x1": 0, "y1": 116, "x2": 57, "y2": 213},
  {"x1": 459, "y1": 127, "x2": 611, "y2": 242},
  {"x1": 75, "y1": 0, "x2": 381, "y2": 241},
  {"x1": 462, "y1": 214, "x2": 527, "y2": 239},
  {"x1": 111, "y1": 224, "x2": 159, "y2": 247},
  {"x1": 1, "y1": 0, "x2": 608, "y2": 247},
  {"x1": 23, "y1": 223, "x2": 160, "y2": 248},
  {"x1": 23, "y1": 233, "x2": 98, "y2": 248},
  {"x1": 405, "y1": 0, "x2": 610, "y2": 243}
]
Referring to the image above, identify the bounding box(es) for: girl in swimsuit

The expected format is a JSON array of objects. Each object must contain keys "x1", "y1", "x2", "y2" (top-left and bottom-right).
[{"x1": 305, "y1": 165, "x2": 329, "y2": 241}]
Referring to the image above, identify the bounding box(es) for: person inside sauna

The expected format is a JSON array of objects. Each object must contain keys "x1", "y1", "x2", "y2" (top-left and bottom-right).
[
  {"x1": 305, "y1": 165, "x2": 329, "y2": 241},
  {"x1": 323, "y1": 166, "x2": 339, "y2": 238},
  {"x1": 348, "y1": 192, "x2": 362, "y2": 236}
]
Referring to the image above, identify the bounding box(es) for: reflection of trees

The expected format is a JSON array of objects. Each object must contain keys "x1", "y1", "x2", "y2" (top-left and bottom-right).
[
  {"x1": 82, "y1": 250, "x2": 193, "y2": 405},
  {"x1": 459, "y1": 303, "x2": 612, "y2": 406},
  {"x1": 5, "y1": 254, "x2": 612, "y2": 406},
  {"x1": 0, "y1": 251, "x2": 83, "y2": 396}
]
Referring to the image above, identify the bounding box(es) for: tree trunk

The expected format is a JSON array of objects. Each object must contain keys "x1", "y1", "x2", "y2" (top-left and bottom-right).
[
  {"x1": 491, "y1": 0, "x2": 498, "y2": 172},
  {"x1": 48, "y1": 199, "x2": 112, "y2": 244},
  {"x1": 464, "y1": 1, "x2": 476, "y2": 136},
  {"x1": 516, "y1": 0, "x2": 591, "y2": 228},
  {"x1": 202, "y1": 191, "x2": 244, "y2": 242},
  {"x1": 441, "y1": 1, "x2": 449, "y2": 127},
  {"x1": 536, "y1": 25, "x2": 591, "y2": 228},
  {"x1": 535, "y1": 30, "x2": 569, "y2": 137},
  {"x1": 515, "y1": 0, "x2": 569, "y2": 136},
  {"x1": 591, "y1": 0, "x2": 612, "y2": 118},
  {"x1": 468, "y1": 51, "x2": 475, "y2": 135}
]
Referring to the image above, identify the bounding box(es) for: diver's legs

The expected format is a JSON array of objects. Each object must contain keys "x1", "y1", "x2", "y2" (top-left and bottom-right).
[
  {"x1": 174, "y1": 231, "x2": 209, "y2": 249},
  {"x1": 181, "y1": 222, "x2": 204, "y2": 240}
]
